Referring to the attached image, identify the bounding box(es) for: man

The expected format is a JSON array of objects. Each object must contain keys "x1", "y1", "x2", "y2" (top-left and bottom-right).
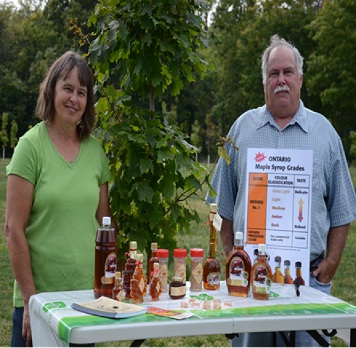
[{"x1": 207, "y1": 34, "x2": 356, "y2": 346}]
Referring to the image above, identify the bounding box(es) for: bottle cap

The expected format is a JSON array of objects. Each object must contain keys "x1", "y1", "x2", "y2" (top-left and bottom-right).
[
  {"x1": 157, "y1": 249, "x2": 169, "y2": 258},
  {"x1": 235, "y1": 231, "x2": 243, "y2": 240},
  {"x1": 274, "y1": 256, "x2": 281, "y2": 262},
  {"x1": 258, "y1": 244, "x2": 266, "y2": 253},
  {"x1": 210, "y1": 203, "x2": 218, "y2": 213},
  {"x1": 115, "y1": 271, "x2": 121, "y2": 278},
  {"x1": 102, "y1": 216, "x2": 111, "y2": 226},
  {"x1": 174, "y1": 248, "x2": 187, "y2": 258},
  {"x1": 153, "y1": 262, "x2": 159, "y2": 270},
  {"x1": 284, "y1": 259, "x2": 291, "y2": 266},
  {"x1": 151, "y1": 242, "x2": 158, "y2": 250},
  {"x1": 190, "y1": 248, "x2": 204, "y2": 258},
  {"x1": 295, "y1": 261, "x2": 302, "y2": 267},
  {"x1": 130, "y1": 241, "x2": 137, "y2": 250},
  {"x1": 136, "y1": 253, "x2": 143, "y2": 262}
]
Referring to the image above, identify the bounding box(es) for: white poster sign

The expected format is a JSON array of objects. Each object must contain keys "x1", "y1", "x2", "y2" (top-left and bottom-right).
[{"x1": 244, "y1": 148, "x2": 313, "y2": 285}]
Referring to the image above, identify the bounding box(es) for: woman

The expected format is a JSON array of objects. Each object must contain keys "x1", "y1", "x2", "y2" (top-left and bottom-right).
[{"x1": 5, "y1": 51, "x2": 117, "y2": 347}]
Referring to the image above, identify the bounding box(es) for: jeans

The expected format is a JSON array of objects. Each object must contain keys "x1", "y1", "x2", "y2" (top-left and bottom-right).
[{"x1": 231, "y1": 256, "x2": 332, "y2": 347}]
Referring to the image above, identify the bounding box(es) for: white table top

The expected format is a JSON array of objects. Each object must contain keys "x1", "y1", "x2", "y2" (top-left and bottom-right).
[{"x1": 29, "y1": 282, "x2": 356, "y2": 346}]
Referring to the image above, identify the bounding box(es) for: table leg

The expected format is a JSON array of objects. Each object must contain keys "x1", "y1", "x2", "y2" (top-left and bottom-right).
[
  {"x1": 350, "y1": 329, "x2": 356, "y2": 347},
  {"x1": 130, "y1": 339, "x2": 145, "y2": 347}
]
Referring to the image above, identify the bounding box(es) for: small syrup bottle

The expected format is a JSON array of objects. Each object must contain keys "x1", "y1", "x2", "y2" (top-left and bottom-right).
[
  {"x1": 251, "y1": 244, "x2": 272, "y2": 300},
  {"x1": 283, "y1": 260, "x2": 294, "y2": 284},
  {"x1": 112, "y1": 271, "x2": 123, "y2": 301},
  {"x1": 130, "y1": 253, "x2": 147, "y2": 303},
  {"x1": 294, "y1": 261, "x2": 305, "y2": 286},
  {"x1": 148, "y1": 242, "x2": 159, "y2": 285},
  {"x1": 272, "y1": 256, "x2": 284, "y2": 283},
  {"x1": 149, "y1": 262, "x2": 162, "y2": 301},
  {"x1": 123, "y1": 241, "x2": 137, "y2": 300},
  {"x1": 203, "y1": 203, "x2": 221, "y2": 290},
  {"x1": 226, "y1": 231, "x2": 252, "y2": 297}
]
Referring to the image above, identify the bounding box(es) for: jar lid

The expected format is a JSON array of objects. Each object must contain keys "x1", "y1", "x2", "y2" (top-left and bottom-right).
[
  {"x1": 171, "y1": 275, "x2": 183, "y2": 283},
  {"x1": 151, "y1": 242, "x2": 158, "y2": 250},
  {"x1": 190, "y1": 248, "x2": 204, "y2": 258},
  {"x1": 156, "y1": 249, "x2": 169, "y2": 258},
  {"x1": 174, "y1": 248, "x2": 187, "y2": 258}
]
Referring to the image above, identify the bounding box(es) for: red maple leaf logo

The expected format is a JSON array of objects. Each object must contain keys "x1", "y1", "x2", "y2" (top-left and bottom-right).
[{"x1": 254, "y1": 152, "x2": 267, "y2": 163}]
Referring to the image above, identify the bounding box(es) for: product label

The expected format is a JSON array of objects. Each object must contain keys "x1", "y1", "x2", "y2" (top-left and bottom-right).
[
  {"x1": 101, "y1": 252, "x2": 116, "y2": 285},
  {"x1": 252, "y1": 265, "x2": 271, "y2": 294},
  {"x1": 159, "y1": 263, "x2": 168, "y2": 291},
  {"x1": 170, "y1": 285, "x2": 186, "y2": 297},
  {"x1": 207, "y1": 272, "x2": 220, "y2": 285},
  {"x1": 192, "y1": 263, "x2": 203, "y2": 283},
  {"x1": 175, "y1": 263, "x2": 186, "y2": 282},
  {"x1": 228, "y1": 256, "x2": 249, "y2": 287}
]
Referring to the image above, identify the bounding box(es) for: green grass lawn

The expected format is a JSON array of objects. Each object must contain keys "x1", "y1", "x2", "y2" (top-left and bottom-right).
[{"x1": 0, "y1": 158, "x2": 355, "y2": 347}]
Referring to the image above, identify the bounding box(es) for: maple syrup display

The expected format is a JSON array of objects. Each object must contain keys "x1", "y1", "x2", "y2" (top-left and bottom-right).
[
  {"x1": 112, "y1": 271, "x2": 123, "y2": 301},
  {"x1": 203, "y1": 203, "x2": 220, "y2": 290},
  {"x1": 123, "y1": 241, "x2": 137, "y2": 300},
  {"x1": 149, "y1": 262, "x2": 162, "y2": 301},
  {"x1": 283, "y1": 259, "x2": 294, "y2": 284},
  {"x1": 272, "y1": 256, "x2": 284, "y2": 283},
  {"x1": 130, "y1": 253, "x2": 147, "y2": 304},
  {"x1": 94, "y1": 216, "x2": 117, "y2": 299},
  {"x1": 225, "y1": 232, "x2": 251, "y2": 297},
  {"x1": 148, "y1": 242, "x2": 159, "y2": 284},
  {"x1": 251, "y1": 244, "x2": 272, "y2": 300}
]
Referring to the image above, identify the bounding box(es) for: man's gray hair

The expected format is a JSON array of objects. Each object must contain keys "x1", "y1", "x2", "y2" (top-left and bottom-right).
[{"x1": 261, "y1": 34, "x2": 304, "y2": 85}]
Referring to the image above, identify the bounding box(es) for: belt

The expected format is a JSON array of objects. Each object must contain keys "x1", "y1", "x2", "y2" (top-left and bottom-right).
[{"x1": 310, "y1": 251, "x2": 324, "y2": 270}]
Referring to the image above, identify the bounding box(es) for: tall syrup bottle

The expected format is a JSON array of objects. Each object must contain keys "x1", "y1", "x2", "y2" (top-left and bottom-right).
[
  {"x1": 123, "y1": 241, "x2": 137, "y2": 300},
  {"x1": 94, "y1": 216, "x2": 117, "y2": 299},
  {"x1": 251, "y1": 244, "x2": 272, "y2": 300},
  {"x1": 148, "y1": 242, "x2": 159, "y2": 285},
  {"x1": 203, "y1": 203, "x2": 221, "y2": 290},
  {"x1": 294, "y1": 261, "x2": 305, "y2": 286},
  {"x1": 226, "y1": 232, "x2": 252, "y2": 297}
]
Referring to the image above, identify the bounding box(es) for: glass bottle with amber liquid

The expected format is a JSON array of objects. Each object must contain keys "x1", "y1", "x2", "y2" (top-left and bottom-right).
[
  {"x1": 130, "y1": 253, "x2": 147, "y2": 304},
  {"x1": 94, "y1": 216, "x2": 117, "y2": 299},
  {"x1": 251, "y1": 244, "x2": 272, "y2": 300},
  {"x1": 123, "y1": 241, "x2": 137, "y2": 300},
  {"x1": 272, "y1": 256, "x2": 284, "y2": 283},
  {"x1": 148, "y1": 242, "x2": 159, "y2": 285},
  {"x1": 149, "y1": 262, "x2": 162, "y2": 301},
  {"x1": 203, "y1": 203, "x2": 220, "y2": 290},
  {"x1": 226, "y1": 232, "x2": 252, "y2": 297},
  {"x1": 112, "y1": 271, "x2": 123, "y2": 301},
  {"x1": 283, "y1": 260, "x2": 294, "y2": 284},
  {"x1": 294, "y1": 261, "x2": 305, "y2": 286}
]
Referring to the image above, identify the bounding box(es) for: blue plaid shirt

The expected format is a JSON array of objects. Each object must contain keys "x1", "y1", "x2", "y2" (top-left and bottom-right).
[{"x1": 207, "y1": 101, "x2": 356, "y2": 260}]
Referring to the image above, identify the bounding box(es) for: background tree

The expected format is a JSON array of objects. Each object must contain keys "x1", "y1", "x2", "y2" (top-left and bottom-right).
[
  {"x1": 0, "y1": 113, "x2": 9, "y2": 159},
  {"x1": 307, "y1": 0, "x2": 356, "y2": 158},
  {"x1": 84, "y1": 0, "x2": 211, "y2": 257}
]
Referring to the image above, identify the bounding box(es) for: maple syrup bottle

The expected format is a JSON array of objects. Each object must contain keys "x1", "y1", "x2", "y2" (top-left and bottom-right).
[
  {"x1": 226, "y1": 232, "x2": 252, "y2": 297},
  {"x1": 112, "y1": 271, "x2": 123, "y2": 301},
  {"x1": 283, "y1": 260, "x2": 294, "y2": 284},
  {"x1": 130, "y1": 253, "x2": 147, "y2": 303},
  {"x1": 251, "y1": 244, "x2": 272, "y2": 300},
  {"x1": 148, "y1": 242, "x2": 159, "y2": 285},
  {"x1": 203, "y1": 203, "x2": 221, "y2": 290},
  {"x1": 94, "y1": 216, "x2": 117, "y2": 299},
  {"x1": 272, "y1": 256, "x2": 284, "y2": 283},
  {"x1": 123, "y1": 241, "x2": 137, "y2": 300},
  {"x1": 294, "y1": 261, "x2": 305, "y2": 286},
  {"x1": 149, "y1": 262, "x2": 162, "y2": 301}
]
